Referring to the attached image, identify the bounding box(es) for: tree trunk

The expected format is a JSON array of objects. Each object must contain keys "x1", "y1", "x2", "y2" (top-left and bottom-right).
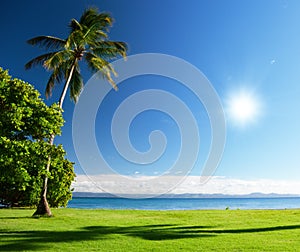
[
  {"x1": 32, "y1": 63, "x2": 76, "y2": 217},
  {"x1": 33, "y1": 136, "x2": 54, "y2": 217},
  {"x1": 59, "y1": 63, "x2": 76, "y2": 108},
  {"x1": 33, "y1": 189, "x2": 52, "y2": 216}
]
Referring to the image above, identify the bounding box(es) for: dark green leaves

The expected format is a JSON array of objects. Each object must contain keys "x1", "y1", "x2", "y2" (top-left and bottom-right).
[
  {"x1": 92, "y1": 41, "x2": 128, "y2": 59},
  {"x1": 0, "y1": 68, "x2": 64, "y2": 139},
  {"x1": 69, "y1": 63, "x2": 83, "y2": 102},
  {"x1": 27, "y1": 36, "x2": 66, "y2": 50},
  {"x1": 79, "y1": 7, "x2": 113, "y2": 32},
  {"x1": 26, "y1": 7, "x2": 127, "y2": 103},
  {"x1": 0, "y1": 136, "x2": 75, "y2": 207},
  {"x1": 0, "y1": 68, "x2": 75, "y2": 207},
  {"x1": 85, "y1": 52, "x2": 118, "y2": 90},
  {"x1": 25, "y1": 52, "x2": 57, "y2": 70}
]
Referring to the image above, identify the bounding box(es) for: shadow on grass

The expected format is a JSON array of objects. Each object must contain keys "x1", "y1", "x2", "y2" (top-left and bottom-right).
[
  {"x1": 170, "y1": 224, "x2": 300, "y2": 234},
  {"x1": 1, "y1": 224, "x2": 300, "y2": 251},
  {"x1": 0, "y1": 224, "x2": 212, "y2": 251}
]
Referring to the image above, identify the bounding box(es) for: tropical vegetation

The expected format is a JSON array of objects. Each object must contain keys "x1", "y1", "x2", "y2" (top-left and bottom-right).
[
  {"x1": 0, "y1": 67, "x2": 75, "y2": 208},
  {"x1": 25, "y1": 7, "x2": 127, "y2": 216}
]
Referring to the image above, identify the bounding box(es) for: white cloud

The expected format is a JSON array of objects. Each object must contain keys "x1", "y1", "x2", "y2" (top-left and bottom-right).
[{"x1": 73, "y1": 175, "x2": 300, "y2": 196}]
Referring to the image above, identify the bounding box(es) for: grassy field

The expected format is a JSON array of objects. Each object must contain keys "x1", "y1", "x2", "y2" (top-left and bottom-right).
[{"x1": 1, "y1": 208, "x2": 300, "y2": 251}]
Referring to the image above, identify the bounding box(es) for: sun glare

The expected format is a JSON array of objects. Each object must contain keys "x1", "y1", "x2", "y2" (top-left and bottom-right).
[{"x1": 226, "y1": 89, "x2": 261, "y2": 127}]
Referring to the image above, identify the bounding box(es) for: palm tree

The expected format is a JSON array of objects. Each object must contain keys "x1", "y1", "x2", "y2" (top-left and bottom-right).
[{"x1": 26, "y1": 7, "x2": 127, "y2": 216}]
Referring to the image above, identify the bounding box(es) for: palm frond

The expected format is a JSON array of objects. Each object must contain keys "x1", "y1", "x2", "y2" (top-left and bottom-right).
[
  {"x1": 27, "y1": 36, "x2": 66, "y2": 50},
  {"x1": 84, "y1": 52, "x2": 113, "y2": 72},
  {"x1": 65, "y1": 30, "x2": 84, "y2": 49},
  {"x1": 69, "y1": 18, "x2": 82, "y2": 32},
  {"x1": 43, "y1": 50, "x2": 72, "y2": 70},
  {"x1": 100, "y1": 66, "x2": 118, "y2": 90},
  {"x1": 95, "y1": 30, "x2": 108, "y2": 39},
  {"x1": 25, "y1": 52, "x2": 56, "y2": 70},
  {"x1": 45, "y1": 73, "x2": 56, "y2": 98},
  {"x1": 80, "y1": 8, "x2": 113, "y2": 32},
  {"x1": 85, "y1": 52, "x2": 118, "y2": 90},
  {"x1": 45, "y1": 66, "x2": 66, "y2": 98},
  {"x1": 69, "y1": 64, "x2": 83, "y2": 102},
  {"x1": 70, "y1": 18, "x2": 109, "y2": 47},
  {"x1": 91, "y1": 41, "x2": 127, "y2": 59},
  {"x1": 81, "y1": 29, "x2": 104, "y2": 47}
]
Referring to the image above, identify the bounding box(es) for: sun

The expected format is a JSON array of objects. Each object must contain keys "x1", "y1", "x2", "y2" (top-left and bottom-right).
[{"x1": 226, "y1": 89, "x2": 261, "y2": 127}]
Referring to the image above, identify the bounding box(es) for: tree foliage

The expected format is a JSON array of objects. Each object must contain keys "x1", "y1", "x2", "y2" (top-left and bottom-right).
[
  {"x1": 26, "y1": 7, "x2": 128, "y2": 104},
  {"x1": 23, "y1": 8, "x2": 127, "y2": 216},
  {"x1": 0, "y1": 67, "x2": 75, "y2": 207}
]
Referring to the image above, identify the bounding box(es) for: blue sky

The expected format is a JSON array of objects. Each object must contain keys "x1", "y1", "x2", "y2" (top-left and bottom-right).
[{"x1": 1, "y1": 0, "x2": 300, "y2": 193}]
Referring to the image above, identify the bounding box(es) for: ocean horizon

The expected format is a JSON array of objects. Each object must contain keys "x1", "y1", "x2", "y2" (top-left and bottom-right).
[{"x1": 67, "y1": 196, "x2": 300, "y2": 210}]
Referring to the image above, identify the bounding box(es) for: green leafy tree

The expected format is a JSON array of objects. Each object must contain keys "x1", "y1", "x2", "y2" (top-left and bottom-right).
[
  {"x1": 0, "y1": 67, "x2": 75, "y2": 207},
  {"x1": 26, "y1": 7, "x2": 127, "y2": 216}
]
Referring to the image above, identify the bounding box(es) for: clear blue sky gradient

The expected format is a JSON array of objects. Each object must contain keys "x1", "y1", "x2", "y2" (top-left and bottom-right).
[{"x1": 1, "y1": 0, "x2": 300, "y2": 180}]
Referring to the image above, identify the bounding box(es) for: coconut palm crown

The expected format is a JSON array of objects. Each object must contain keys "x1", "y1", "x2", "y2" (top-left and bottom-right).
[{"x1": 26, "y1": 7, "x2": 127, "y2": 107}]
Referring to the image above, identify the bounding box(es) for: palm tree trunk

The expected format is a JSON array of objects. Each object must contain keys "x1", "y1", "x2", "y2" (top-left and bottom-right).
[
  {"x1": 33, "y1": 136, "x2": 54, "y2": 216},
  {"x1": 59, "y1": 63, "x2": 76, "y2": 109},
  {"x1": 33, "y1": 63, "x2": 76, "y2": 217}
]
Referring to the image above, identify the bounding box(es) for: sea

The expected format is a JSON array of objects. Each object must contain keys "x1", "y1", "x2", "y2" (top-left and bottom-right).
[{"x1": 67, "y1": 197, "x2": 300, "y2": 210}]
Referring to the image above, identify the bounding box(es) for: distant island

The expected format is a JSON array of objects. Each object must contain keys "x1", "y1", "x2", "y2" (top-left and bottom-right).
[{"x1": 73, "y1": 192, "x2": 300, "y2": 199}]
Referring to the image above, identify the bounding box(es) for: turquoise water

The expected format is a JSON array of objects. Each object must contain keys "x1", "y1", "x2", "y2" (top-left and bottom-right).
[{"x1": 67, "y1": 197, "x2": 300, "y2": 210}]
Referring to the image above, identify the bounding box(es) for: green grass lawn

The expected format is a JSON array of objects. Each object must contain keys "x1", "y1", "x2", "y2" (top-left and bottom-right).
[{"x1": 1, "y1": 208, "x2": 300, "y2": 251}]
